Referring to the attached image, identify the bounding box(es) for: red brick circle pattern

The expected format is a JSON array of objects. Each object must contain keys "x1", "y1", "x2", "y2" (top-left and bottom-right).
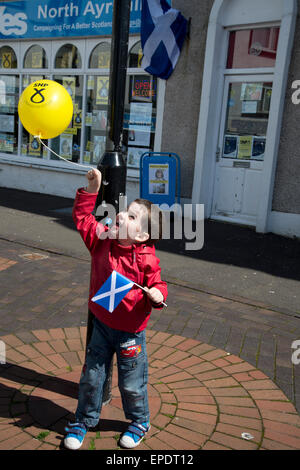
[{"x1": 0, "y1": 327, "x2": 300, "y2": 450}]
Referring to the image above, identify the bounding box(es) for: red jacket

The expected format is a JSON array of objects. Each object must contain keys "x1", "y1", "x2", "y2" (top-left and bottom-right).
[{"x1": 72, "y1": 188, "x2": 168, "y2": 333}]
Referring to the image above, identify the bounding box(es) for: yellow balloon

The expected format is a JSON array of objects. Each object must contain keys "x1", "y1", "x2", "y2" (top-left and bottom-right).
[{"x1": 18, "y1": 79, "x2": 73, "y2": 139}]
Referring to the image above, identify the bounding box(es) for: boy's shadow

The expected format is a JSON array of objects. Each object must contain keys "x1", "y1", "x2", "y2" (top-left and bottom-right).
[{"x1": 0, "y1": 363, "x2": 127, "y2": 450}]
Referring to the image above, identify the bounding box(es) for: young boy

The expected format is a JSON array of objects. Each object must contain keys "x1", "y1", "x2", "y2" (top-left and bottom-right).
[{"x1": 64, "y1": 168, "x2": 168, "y2": 450}]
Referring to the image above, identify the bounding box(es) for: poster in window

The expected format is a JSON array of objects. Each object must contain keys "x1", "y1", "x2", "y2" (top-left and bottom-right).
[
  {"x1": 96, "y1": 77, "x2": 109, "y2": 105},
  {"x1": 129, "y1": 102, "x2": 152, "y2": 131},
  {"x1": 252, "y1": 136, "x2": 266, "y2": 160},
  {"x1": 242, "y1": 101, "x2": 257, "y2": 114},
  {"x1": 59, "y1": 134, "x2": 73, "y2": 159},
  {"x1": 73, "y1": 109, "x2": 82, "y2": 129},
  {"x1": 87, "y1": 75, "x2": 94, "y2": 90},
  {"x1": 2, "y1": 52, "x2": 11, "y2": 69},
  {"x1": 30, "y1": 75, "x2": 43, "y2": 84},
  {"x1": 223, "y1": 135, "x2": 238, "y2": 158},
  {"x1": 0, "y1": 114, "x2": 14, "y2": 133},
  {"x1": 32, "y1": 51, "x2": 43, "y2": 68},
  {"x1": 92, "y1": 110, "x2": 107, "y2": 131},
  {"x1": 238, "y1": 136, "x2": 253, "y2": 159},
  {"x1": 128, "y1": 129, "x2": 151, "y2": 147},
  {"x1": 0, "y1": 134, "x2": 13, "y2": 152},
  {"x1": 127, "y1": 146, "x2": 146, "y2": 169},
  {"x1": 85, "y1": 112, "x2": 92, "y2": 126},
  {"x1": 131, "y1": 75, "x2": 154, "y2": 102},
  {"x1": 263, "y1": 88, "x2": 272, "y2": 112},
  {"x1": 63, "y1": 77, "x2": 76, "y2": 101},
  {"x1": 149, "y1": 164, "x2": 169, "y2": 195},
  {"x1": 93, "y1": 135, "x2": 106, "y2": 161},
  {"x1": 98, "y1": 51, "x2": 110, "y2": 68},
  {"x1": 28, "y1": 135, "x2": 41, "y2": 156},
  {"x1": 240, "y1": 83, "x2": 263, "y2": 101}
]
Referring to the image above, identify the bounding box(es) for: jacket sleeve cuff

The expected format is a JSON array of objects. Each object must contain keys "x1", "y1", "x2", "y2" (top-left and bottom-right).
[{"x1": 77, "y1": 187, "x2": 98, "y2": 195}]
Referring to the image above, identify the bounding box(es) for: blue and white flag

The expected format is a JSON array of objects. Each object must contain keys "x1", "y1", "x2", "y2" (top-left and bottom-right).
[
  {"x1": 91, "y1": 271, "x2": 134, "y2": 313},
  {"x1": 141, "y1": 0, "x2": 188, "y2": 79}
]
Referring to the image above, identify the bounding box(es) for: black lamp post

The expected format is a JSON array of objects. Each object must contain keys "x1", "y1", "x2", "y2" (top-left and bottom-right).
[{"x1": 85, "y1": 0, "x2": 131, "y2": 405}]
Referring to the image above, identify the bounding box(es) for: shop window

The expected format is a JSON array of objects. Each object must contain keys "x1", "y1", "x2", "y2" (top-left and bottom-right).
[
  {"x1": 21, "y1": 74, "x2": 50, "y2": 159},
  {"x1": 128, "y1": 41, "x2": 143, "y2": 68},
  {"x1": 222, "y1": 81, "x2": 273, "y2": 161},
  {"x1": 0, "y1": 46, "x2": 17, "y2": 69},
  {"x1": 24, "y1": 45, "x2": 48, "y2": 69},
  {"x1": 55, "y1": 44, "x2": 82, "y2": 69},
  {"x1": 89, "y1": 42, "x2": 111, "y2": 69},
  {"x1": 123, "y1": 43, "x2": 157, "y2": 171},
  {"x1": 84, "y1": 74, "x2": 109, "y2": 165},
  {"x1": 50, "y1": 75, "x2": 83, "y2": 163},
  {"x1": 0, "y1": 75, "x2": 19, "y2": 155},
  {"x1": 227, "y1": 27, "x2": 280, "y2": 69}
]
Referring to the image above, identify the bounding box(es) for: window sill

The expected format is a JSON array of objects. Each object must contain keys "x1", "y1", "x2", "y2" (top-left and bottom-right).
[{"x1": 0, "y1": 155, "x2": 141, "y2": 180}]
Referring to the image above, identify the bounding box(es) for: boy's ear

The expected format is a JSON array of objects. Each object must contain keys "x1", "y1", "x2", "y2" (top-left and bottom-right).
[{"x1": 134, "y1": 231, "x2": 150, "y2": 243}]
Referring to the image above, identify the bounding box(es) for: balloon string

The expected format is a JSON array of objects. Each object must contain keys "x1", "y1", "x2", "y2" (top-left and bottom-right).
[{"x1": 36, "y1": 136, "x2": 95, "y2": 171}]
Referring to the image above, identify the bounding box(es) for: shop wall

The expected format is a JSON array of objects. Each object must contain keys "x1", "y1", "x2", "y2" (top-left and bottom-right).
[
  {"x1": 0, "y1": 165, "x2": 86, "y2": 199},
  {"x1": 160, "y1": 0, "x2": 213, "y2": 200},
  {"x1": 0, "y1": 163, "x2": 140, "y2": 205},
  {"x1": 272, "y1": 3, "x2": 300, "y2": 215}
]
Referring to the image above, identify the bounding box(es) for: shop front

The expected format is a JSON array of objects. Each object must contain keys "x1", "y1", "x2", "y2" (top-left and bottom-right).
[
  {"x1": 0, "y1": 0, "x2": 164, "y2": 201},
  {"x1": 0, "y1": 0, "x2": 299, "y2": 239}
]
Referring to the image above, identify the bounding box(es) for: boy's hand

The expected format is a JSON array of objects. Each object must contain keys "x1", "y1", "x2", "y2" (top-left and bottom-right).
[
  {"x1": 143, "y1": 287, "x2": 164, "y2": 305},
  {"x1": 86, "y1": 169, "x2": 102, "y2": 193}
]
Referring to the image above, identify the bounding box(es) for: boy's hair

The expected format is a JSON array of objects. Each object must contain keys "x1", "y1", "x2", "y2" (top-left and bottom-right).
[{"x1": 133, "y1": 198, "x2": 163, "y2": 244}]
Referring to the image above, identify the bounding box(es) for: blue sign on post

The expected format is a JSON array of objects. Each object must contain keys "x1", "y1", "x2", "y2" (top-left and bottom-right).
[
  {"x1": 140, "y1": 152, "x2": 180, "y2": 207},
  {"x1": 0, "y1": 0, "x2": 142, "y2": 39}
]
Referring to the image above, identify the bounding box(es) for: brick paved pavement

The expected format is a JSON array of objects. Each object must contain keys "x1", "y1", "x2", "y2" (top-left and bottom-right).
[
  {"x1": 1, "y1": 326, "x2": 300, "y2": 450},
  {"x1": 0, "y1": 238, "x2": 300, "y2": 450}
]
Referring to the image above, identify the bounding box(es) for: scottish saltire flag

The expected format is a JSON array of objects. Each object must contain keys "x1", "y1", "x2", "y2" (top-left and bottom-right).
[
  {"x1": 91, "y1": 271, "x2": 134, "y2": 313},
  {"x1": 141, "y1": 0, "x2": 188, "y2": 79}
]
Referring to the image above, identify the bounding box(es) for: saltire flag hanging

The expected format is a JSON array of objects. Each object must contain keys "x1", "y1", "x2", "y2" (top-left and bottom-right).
[
  {"x1": 91, "y1": 270, "x2": 134, "y2": 313},
  {"x1": 140, "y1": 0, "x2": 188, "y2": 79}
]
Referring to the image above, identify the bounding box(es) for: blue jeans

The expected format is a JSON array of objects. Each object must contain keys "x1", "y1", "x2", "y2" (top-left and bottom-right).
[{"x1": 75, "y1": 317, "x2": 149, "y2": 428}]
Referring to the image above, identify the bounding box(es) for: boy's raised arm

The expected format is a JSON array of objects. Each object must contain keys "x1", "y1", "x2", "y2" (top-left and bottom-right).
[{"x1": 72, "y1": 169, "x2": 105, "y2": 252}]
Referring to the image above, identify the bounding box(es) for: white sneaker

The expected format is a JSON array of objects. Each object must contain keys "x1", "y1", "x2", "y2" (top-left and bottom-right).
[
  {"x1": 64, "y1": 422, "x2": 87, "y2": 450},
  {"x1": 119, "y1": 422, "x2": 150, "y2": 448}
]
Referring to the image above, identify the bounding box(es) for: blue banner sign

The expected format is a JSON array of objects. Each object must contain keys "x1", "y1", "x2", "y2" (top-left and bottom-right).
[{"x1": 0, "y1": 0, "x2": 142, "y2": 39}]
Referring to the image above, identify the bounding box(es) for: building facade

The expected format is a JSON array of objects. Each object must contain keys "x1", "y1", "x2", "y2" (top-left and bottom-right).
[{"x1": 0, "y1": 0, "x2": 299, "y2": 238}]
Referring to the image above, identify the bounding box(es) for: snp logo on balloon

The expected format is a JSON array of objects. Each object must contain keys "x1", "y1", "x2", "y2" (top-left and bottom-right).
[{"x1": 0, "y1": 6, "x2": 28, "y2": 36}]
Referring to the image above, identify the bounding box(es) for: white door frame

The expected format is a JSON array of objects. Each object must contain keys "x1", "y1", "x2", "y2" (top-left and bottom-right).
[{"x1": 191, "y1": 0, "x2": 297, "y2": 232}]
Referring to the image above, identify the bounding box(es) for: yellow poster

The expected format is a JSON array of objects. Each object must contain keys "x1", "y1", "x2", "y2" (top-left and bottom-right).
[
  {"x1": 98, "y1": 51, "x2": 110, "y2": 68},
  {"x1": 96, "y1": 77, "x2": 109, "y2": 105},
  {"x1": 138, "y1": 48, "x2": 143, "y2": 67},
  {"x1": 238, "y1": 136, "x2": 252, "y2": 159},
  {"x1": 32, "y1": 51, "x2": 43, "y2": 68},
  {"x1": 73, "y1": 109, "x2": 82, "y2": 128},
  {"x1": 28, "y1": 135, "x2": 41, "y2": 156},
  {"x1": 2, "y1": 52, "x2": 11, "y2": 68},
  {"x1": 63, "y1": 77, "x2": 76, "y2": 101}
]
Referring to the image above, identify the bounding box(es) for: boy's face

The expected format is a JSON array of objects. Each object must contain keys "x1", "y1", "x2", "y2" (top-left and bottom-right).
[{"x1": 110, "y1": 202, "x2": 149, "y2": 245}]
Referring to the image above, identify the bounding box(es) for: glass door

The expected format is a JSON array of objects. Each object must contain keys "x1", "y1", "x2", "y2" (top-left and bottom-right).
[{"x1": 212, "y1": 75, "x2": 273, "y2": 224}]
